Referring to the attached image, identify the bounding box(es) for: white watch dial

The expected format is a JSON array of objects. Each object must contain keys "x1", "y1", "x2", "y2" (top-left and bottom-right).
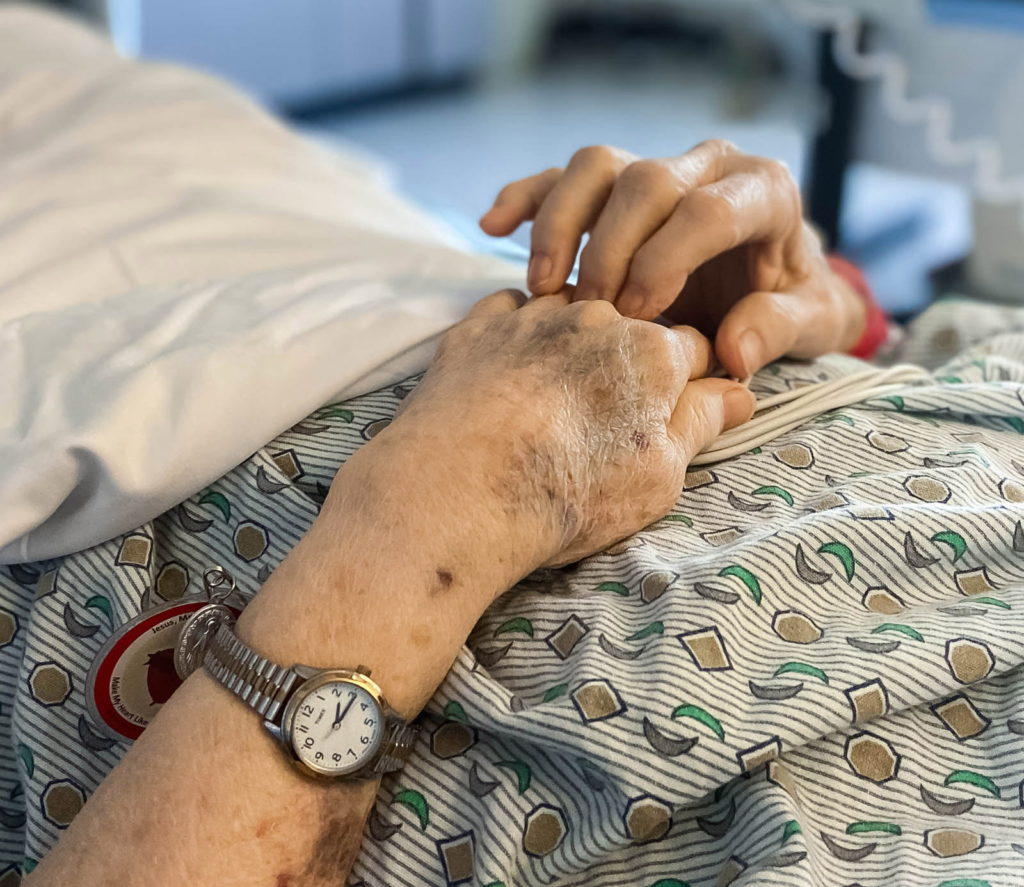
[{"x1": 290, "y1": 680, "x2": 383, "y2": 775}]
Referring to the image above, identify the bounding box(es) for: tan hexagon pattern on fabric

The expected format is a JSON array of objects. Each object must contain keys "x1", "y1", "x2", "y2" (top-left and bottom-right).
[
  {"x1": 522, "y1": 805, "x2": 567, "y2": 857},
  {"x1": 28, "y1": 663, "x2": 71, "y2": 706},
  {"x1": 42, "y1": 780, "x2": 84, "y2": 827},
  {"x1": 844, "y1": 732, "x2": 900, "y2": 783}
]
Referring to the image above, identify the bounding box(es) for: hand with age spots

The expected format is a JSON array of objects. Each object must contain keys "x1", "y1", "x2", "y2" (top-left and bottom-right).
[
  {"x1": 393, "y1": 287, "x2": 755, "y2": 568},
  {"x1": 28, "y1": 291, "x2": 752, "y2": 887},
  {"x1": 480, "y1": 140, "x2": 867, "y2": 378}
]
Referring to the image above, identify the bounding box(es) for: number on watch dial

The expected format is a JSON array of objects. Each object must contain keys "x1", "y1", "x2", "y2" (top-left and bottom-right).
[{"x1": 290, "y1": 681, "x2": 381, "y2": 774}]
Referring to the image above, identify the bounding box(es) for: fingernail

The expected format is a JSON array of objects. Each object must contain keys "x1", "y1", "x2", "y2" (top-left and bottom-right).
[
  {"x1": 528, "y1": 253, "x2": 553, "y2": 290},
  {"x1": 737, "y1": 329, "x2": 764, "y2": 375}
]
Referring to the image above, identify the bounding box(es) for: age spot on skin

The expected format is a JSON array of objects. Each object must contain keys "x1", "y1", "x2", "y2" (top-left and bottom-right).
[
  {"x1": 631, "y1": 431, "x2": 650, "y2": 452},
  {"x1": 429, "y1": 568, "x2": 456, "y2": 597},
  {"x1": 410, "y1": 625, "x2": 432, "y2": 650},
  {"x1": 513, "y1": 316, "x2": 582, "y2": 367},
  {"x1": 276, "y1": 875, "x2": 292, "y2": 887}
]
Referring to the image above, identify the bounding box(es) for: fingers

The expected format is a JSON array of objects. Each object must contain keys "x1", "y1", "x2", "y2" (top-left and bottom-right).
[
  {"x1": 528, "y1": 146, "x2": 634, "y2": 295},
  {"x1": 520, "y1": 292, "x2": 572, "y2": 313},
  {"x1": 576, "y1": 141, "x2": 734, "y2": 304},
  {"x1": 715, "y1": 288, "x2": 838, "y2": 377},
  {"x1": 479, "y1": 168, "x2": 562, "y2": 237},
  {"x1": 669, "y1": 377, "x2": 755, "y2": 459},
  {"x1": 616, "y1": 163, "x2": 802, "y2": 320},
  {"x1": 575, "y1": 162, "x2": 684, "y2": 303},
  {"x1": 464, "y1": 288, "x2": 529, "y2": 319},
  {"x1": 667, "y1": 325, "x2": 715, "y2": 379}
]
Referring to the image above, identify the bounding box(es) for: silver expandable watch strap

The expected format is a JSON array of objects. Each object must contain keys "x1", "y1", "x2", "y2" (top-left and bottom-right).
[
  {"x1": 375, "y1": 720, "x2": 418, "y2": 775},
  {"x1": 203, "y1": 623, "x2": 300, "y2": 725},
  {"x1": 202, "y1": 623, "x2": 417, "y2": 774}
]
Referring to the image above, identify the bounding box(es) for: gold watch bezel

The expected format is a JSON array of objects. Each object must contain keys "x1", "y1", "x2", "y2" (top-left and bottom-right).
[{"x1": 280, "y1": 669, "x2": 387, "y2": 779}]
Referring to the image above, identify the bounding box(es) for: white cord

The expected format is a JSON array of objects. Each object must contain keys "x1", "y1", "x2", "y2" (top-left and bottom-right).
[
  {"x1": 779, "y1": 0, "x2": 1024, "y2": 221},
  {"x1": 692, "y1": 363, "x2": 930, "y2": 465}
]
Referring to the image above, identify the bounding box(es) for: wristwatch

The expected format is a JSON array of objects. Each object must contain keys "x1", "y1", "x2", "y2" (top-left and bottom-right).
[{"x1": 178, "y1": 613, "x2": 417, "y2": 781}]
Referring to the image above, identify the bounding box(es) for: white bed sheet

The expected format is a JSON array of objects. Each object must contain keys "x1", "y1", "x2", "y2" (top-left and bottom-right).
[{"x1": 0, "y1": 5, "x2": 521, "y2": 563}]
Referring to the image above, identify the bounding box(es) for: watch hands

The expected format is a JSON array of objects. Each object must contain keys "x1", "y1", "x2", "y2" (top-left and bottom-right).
[
  {"x1": 334, "y1": 695, "x2": 356, "y2": 729},
  {"x1": 322, "y1": 693, "x2": 357, "y2": 741}
]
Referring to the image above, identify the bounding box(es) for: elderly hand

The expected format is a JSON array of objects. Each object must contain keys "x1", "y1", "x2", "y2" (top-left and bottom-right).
[
  {"x1": 480, "y1": 140, "x2": 867, "y2": 378},
  {"x1": 28, "y1": 290, "x2": 750, "y2": 887},
  {"x1": 391, "y1": 289, "x2": 754, "y2": 568}
]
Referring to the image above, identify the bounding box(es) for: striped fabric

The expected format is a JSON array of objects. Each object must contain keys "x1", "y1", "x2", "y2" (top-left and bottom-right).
[{"x1": 1, "y1": 299, "x2": 1023, "y2": 886}]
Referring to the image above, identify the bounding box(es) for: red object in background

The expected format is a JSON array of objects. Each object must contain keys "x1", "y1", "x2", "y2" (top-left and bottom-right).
[{"x1": 828, "y1": 255, "x2": 889, "y2": 360}]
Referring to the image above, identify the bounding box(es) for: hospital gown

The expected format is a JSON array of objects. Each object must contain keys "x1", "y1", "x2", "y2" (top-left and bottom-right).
[{"x1": 1, "y1": 298, "x2": 1024, "y2": 887}]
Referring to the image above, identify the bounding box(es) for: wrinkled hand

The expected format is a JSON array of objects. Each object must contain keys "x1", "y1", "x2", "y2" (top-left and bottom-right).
[
  {"x1": 480, "y1": 140, "x2": 866, "y2": 378},
  {"x1": 393, "y1": 289, "x2": 754, "y2": 568}
]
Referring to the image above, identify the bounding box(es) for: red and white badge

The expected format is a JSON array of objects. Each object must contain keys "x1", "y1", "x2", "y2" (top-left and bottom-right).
[
  {"x1": 86, "y1": 568, "x2": 244, "y2": 741},
  {"x1": 86, "y1": 602, "x2": 208, "y2": 740}
]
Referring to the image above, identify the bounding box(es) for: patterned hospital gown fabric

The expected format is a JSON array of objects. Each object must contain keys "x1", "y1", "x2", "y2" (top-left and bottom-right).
[{"x1": 2, "y1": 298, "x2": 1024, "y2": 887}]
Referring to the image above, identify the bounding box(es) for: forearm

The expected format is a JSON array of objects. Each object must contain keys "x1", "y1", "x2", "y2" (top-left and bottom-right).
[
  {"x1": 27, "y1": 430, "x2": 533, "y2": 887},
  {"x1": 25, "y1": 285, "x2": 742, "y2": 887}
]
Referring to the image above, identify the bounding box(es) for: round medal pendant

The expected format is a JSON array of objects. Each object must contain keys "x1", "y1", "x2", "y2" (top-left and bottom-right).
[
  {"x1": 86, "y1": 600, "x2": 214, "y2": 741},
  {"x1": 86, "y1": 568, "x2": 243, "y2": 741}
]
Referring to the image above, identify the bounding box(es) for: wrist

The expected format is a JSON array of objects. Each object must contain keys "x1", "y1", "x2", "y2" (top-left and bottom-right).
[
  {"x1": 833, "y1": 270, "x2": 868, "y2": 354},
  {"x1": 338, "y1": 416, "x2": 558, "y2": 587},
  {"x1": 233, "y1": 417, "x2": 552, "y2": 717},
  {"x1": 826, "y1": 254, "x2": 889, "y2": 358}
]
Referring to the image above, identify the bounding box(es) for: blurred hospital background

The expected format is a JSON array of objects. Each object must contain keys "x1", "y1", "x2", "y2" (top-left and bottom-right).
[{"x1": 36, "y1": 0, "x2": 1024, "y2": 318}]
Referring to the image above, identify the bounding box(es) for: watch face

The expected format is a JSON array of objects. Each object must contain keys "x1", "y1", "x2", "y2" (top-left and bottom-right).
[{"x1": 289, "y1": 679, "x2": 383, "y2": 775}]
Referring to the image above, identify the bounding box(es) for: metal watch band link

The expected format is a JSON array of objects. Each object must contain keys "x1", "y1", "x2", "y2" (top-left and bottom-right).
[
  {"x1": 203, "y1": 623, "x2": 299, "y2": 724},
  {"x1": 374, "y1": 720, "x2": 418, "y2": 775}
]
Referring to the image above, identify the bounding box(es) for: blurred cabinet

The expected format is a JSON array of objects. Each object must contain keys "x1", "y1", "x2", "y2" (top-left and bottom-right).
[
  {"x1": 420, "y1": 0, "x2": 493, "y2": 78},
  {"x1": 108, "y1": 0, "x2": 495, "y2": 108}
]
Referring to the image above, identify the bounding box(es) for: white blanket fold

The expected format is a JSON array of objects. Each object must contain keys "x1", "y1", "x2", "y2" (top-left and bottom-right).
[{"x1": 0, "y1": 5, "x2": 520, "y2": 562}]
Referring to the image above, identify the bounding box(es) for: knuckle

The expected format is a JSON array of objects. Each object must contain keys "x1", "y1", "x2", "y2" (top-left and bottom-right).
[
  {"x1": 756, "y1": 157, "x2": 802, "y2": 212},
  {"x1": 619, "y1": 159, "x2": 676, "y2": 194},
  {"x1": 627, "y1": 328, "x2": 682, "y2": 388},
  {"x1": 497, "y1": 287, "x2": 528, "y2": 309},
  {"x1": 569, "y1": 144, "x2": 620, "y2": 169},
  {"x1": 695, "y1": 138, "x2": 738, "y2": 157},
  {"x1": 687, "y1": 189, "x2": 738, "y2": 238},
  {"x1": 568, "y1": 298, "x2": 619, "y2": 324},
  {"x1": 641, "y1": 322, "x2": 678, "y2": 356},
  {"x1": 761, "y1": 156, "x2": 793, "y2": 184}
]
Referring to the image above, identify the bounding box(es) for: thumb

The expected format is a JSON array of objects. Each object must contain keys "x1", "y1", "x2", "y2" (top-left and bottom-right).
[
  {"x1": 715, "y1": 289, "x2": 823, "y2": 378},
  {"x1": 670, "y1": 378, "x2": 755, "y2": 461}
]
